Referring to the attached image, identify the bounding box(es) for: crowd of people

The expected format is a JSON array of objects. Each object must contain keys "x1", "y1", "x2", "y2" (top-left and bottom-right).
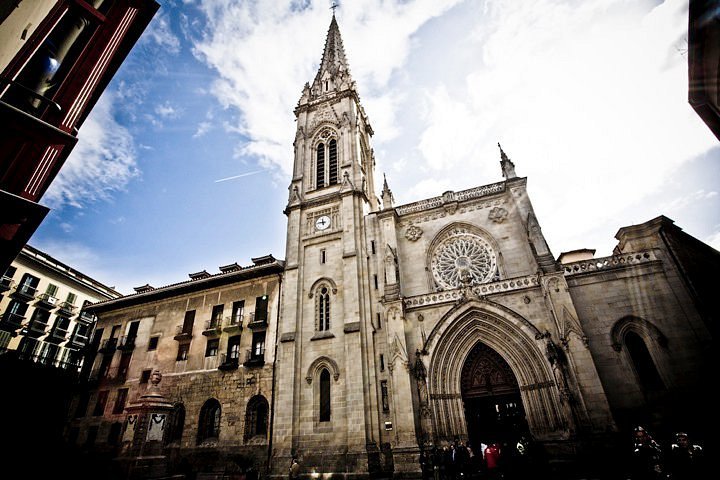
[
  {"x1": 418, "y1": 436, "x2": 546, "y2": 480},
  {"x1": 628, "y1": 426, "x2": 705, "y2": 480}
]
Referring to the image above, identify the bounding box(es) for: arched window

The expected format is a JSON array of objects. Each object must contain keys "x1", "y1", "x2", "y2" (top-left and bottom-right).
[
  {"x1": 319, "y1": 368, "x2": 331, "y2": 422},
  {"x1": 318, "y1": 287, "x2": 330, "y2": 331},
  {"x1": 625, "y1": 331, "x2": 664, "y2": 392},
  {"x1": 328, "y1": 139, "x2": 338, "y2": 185},
  {"x1": 245, "y1": 395, "x2": 269, "y2": 439},
  {"x1": 316, "y1": 143, "x2": 325, "y2": 188},
  {"x1": 167, "y1": 403, "x2": 185, "y2": 444},
  {"x1": 197, "y1": 399, "x2": 221, "y2": 444}
]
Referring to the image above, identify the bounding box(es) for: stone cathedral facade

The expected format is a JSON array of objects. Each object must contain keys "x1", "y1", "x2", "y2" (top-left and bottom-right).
[{"x1": 69, "y1": 16, "x2": 716, "y2": 479}]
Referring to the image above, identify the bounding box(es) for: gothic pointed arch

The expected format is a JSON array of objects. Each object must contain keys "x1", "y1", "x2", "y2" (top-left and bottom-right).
[
  {"x1": 610, "y1": 316, "x2": 668, "y2": 391},
  {"x1": 424, "y1": 299, "x2": 570, "y2": 443},
  {"x1": 311, "y1": 126, "x2": 340, "y2": 189},
  {"x1": 308, "y1": 277, "x2": 338, "y2": 297},
  {"x1": 610, "y1": 316, "x2": 667, "y2": 352},
  {"x1": 426, "y1": 222, "x2": 505, "y2": 291},
  {"x1": 197, "y1": 398, "x2": 221, "y2": 444},
  {"x1": 306, "y1": 355, "x2": 340, "y2": 384}
]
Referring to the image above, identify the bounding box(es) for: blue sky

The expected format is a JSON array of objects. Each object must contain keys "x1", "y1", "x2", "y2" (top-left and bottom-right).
[{"x1": 30, "y1": 0, "x2": 719, "y2": 294}]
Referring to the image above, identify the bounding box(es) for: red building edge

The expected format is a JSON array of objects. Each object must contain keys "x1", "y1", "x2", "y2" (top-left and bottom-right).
[
  {"x1": 0, "y1": 0, "x2": 160, "y2": 274},
  {"x1": 688, "y1": 0, "x2": 720, "y2": 142}
]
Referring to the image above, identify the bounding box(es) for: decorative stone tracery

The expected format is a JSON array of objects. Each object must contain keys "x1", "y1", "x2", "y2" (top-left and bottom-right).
[{"x1": 430, "y1": 226, "x2": 498, "y2": 289}]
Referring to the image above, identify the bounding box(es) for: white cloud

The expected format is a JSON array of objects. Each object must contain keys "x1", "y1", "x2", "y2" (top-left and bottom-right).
[
  {"x1": 411, "y1": 0, "x2": 717, "y2": 255},
  {"x1": 192, "y1": 0, "x2": 462, "y2": 175},
  {"x1": 705, "y1": 230, "x2": 720, "y2": 251},
  {"x1": 155, "y1": 101, "x2": 181, "y2": 119},
  {"x1": 44, "y1": 92, "x2": 139, "y2": 208},
  {"x1": 142, "y1": 10, "x2": 181, "y2": 54}
]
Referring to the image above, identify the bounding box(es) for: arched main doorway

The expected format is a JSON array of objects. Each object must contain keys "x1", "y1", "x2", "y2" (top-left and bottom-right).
[{"x1": 461, "y1": 342, "x2": 528, "y2": 447}]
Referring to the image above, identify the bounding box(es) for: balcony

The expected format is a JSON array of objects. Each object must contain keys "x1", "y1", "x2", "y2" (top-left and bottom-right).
[
  {"x1": 0, "y1": 276, "x2": 14, "y2": 292},
  {"x1": 243, "y1": 348, "x2": 265, "y2": 368},
  {"x1": 98, "y1": 337, "x2": 118, "y2": 353},
  {"x1": 47, "y1": 327, "x2": 69, "y2": 343},
  {"x1": 12, "y1": 284, "x2": 37, "y2": 302},
  {"x1": 202, "y1": 319, "x2": 223, "y2": 337},
  {"x1": 35, "y1": 292, "x2": 59, "y2": 309},
  {"x1": 174, "y1": 324, "x2": 193, "y2": 341},
  {"x1": 218, "y1": 353, "x2": 240, "y2": 371},
  {"x1": 117, "y1": 335, "x2": 136, "y2": 351},
  {"x1": 223, "y1": 314, "x2": 243, "y2": 333},
  {"x1": 0, "y1": 311, "x2": 25, "y2": 333},
  {"x1": 27, "y1": 320, "x2": 49, "y2": 336},
  {"x1": 247, "y1": 312, "x2": 268, "y2": 330},
  {"x1": 70, "y1": 333, "x2": 90, "y2": 349},
  {"x1": 56, "y1": 301, "x2": 77, "y2": 317},
  {"x1": 78, "y1": 311, "x2": 95, "y2": 324}
]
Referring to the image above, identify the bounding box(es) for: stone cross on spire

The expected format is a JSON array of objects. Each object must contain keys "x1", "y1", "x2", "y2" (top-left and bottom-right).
[{"x1": 498, "y1": 142, "x2": 517, "y2": 180}]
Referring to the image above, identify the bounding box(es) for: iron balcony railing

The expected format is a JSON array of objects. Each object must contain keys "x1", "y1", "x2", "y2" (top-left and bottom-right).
[
  {"x1": 35, "y1": 292, "x2": 59, "y2": 309},
  {"x1": 57, "y1": 301, "x2": 77, "y2": 316}
]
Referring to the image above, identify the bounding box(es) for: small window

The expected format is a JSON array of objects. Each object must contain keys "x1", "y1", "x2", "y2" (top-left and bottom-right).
[
  {"x1": 320, "y1": 249, "x2": 326, "y2": 264},
  {"x1": 177, "y1": 343, "x2": 190, "y2": 361},
  {"x1": 381, "y1": 380, "x2": 390, "y2": 412},
  {"x1": 108, "y1": 422, "x2": 122, "y2": 445},
  {"x1": 228, "y1": 335, "x2": 241, "y2": 360},
  {"x1": 252, "y1": 332, "x2": 266, "y2": 358},
  {"x1": 205, "y1": 339, "x2": 219, "y2": 357},
  {"x1": 140, "y1": 369, "x2": 152, "y2": 384},
  {"x1": 231, "y1": 300, "x2": 244, "y2": 325},
  {"x1": 112, "y1": 388, "x2": 128, "y2": 414},
  {"x1": 197, "y1": 399, "x2": 221, "y2": 444},
  {"x1": 75, "y1": 392, "x2": 90, "y2": 418},
  {"x1": 85, "y1": 426, "x2": 98, "y2": 446},
  {"x1": 148, "y1": 336, "x2": 159, "y2": 351},
  {"x1": 45, "y1": 283, "x2": 59, "y2": 296},
  {"x1": 380, "y1": 354, "x2": 385, "y2": 372},
  {"x1": 374, "y1": 275, "x2": 378, "y2": 290},
  {"x1": 245, "y1": 395, "x2": 269, "y2": 439},
  {"x1": 255, "y1": 295, "x2": 269, "y2": 323},
  {"x1": 377, "y1": 313, "x2": 381, "y2": 330},
  {"x1": 371, "y1": 240, "x2": 376, "y2": 254},
  {"x1": 93, "y1": 391, "x2": 109, "y2": 416},
  {"x1": 66, "y1": 292, "x2": 77, "y2": 305},
  {"x1": 328, "y1": 139, "x2": 338, "y2": 185},
  {"x1": 1, "y1": 266, "x2": 16, "y2": 281},
  {"x1": 182, "y1": 310, "x2": 195, "y2": 334},
  {"x1": 211, "y1": 304, "x2": 224, "y2": 326},
  {"x1": 319, "y1": 369, "x2": 331, "y2": 422}
]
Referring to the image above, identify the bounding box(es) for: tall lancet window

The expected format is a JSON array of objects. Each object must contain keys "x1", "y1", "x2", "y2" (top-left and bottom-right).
[
  {"x1": 328, "y1": 139, "x2": 338, "y2": 185},
  {"x1": 316, "y1": 143, "x2": 325, "y2": 188},
  {"x1": 319, "y1": 368, "x2": 331, "y2": 422},
  {"x1": 318, "y1": 287, "x2": 330, "y2": 331}
]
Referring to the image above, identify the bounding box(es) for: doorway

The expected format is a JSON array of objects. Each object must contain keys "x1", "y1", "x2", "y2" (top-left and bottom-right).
[{"x1": 461, "y1": 342, "x2": 528, "y2": 447}]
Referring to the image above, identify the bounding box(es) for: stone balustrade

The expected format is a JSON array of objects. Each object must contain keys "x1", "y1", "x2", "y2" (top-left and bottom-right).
[{"x1": 562, "y1": 251, "x2": 657, "y2": 276}]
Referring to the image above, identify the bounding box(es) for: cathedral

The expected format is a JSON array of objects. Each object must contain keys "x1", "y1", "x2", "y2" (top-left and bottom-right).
[{"x1": 64, "y1": 15, "x2": 717, "y2": 479}]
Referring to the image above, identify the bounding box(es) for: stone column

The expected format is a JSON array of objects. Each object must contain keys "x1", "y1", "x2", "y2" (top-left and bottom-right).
[{"x1": 117, "y1": 369, "x2": 174, "y2": 479}]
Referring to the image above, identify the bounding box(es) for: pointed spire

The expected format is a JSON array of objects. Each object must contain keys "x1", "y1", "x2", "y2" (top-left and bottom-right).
[
  {"x1": 312, "y1": 14, "x2": 353, "y2": 96},
  {"x1": 498, "y1": 142, "x2": 517, "y2": 180},
  {"x1": 381, "y1": 173, "x2": 394, "y2": 209}
]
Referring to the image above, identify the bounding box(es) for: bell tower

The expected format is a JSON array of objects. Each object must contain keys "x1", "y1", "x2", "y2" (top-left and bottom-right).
[{"x1": 273, "y1": 14, "x2": 384, "y2": 477}]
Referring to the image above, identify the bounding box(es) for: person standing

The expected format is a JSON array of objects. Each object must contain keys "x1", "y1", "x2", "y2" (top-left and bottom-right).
[
  {"x1": 629, "y1": 426, "x2": 664, "y2": 480},
  {"x1": 667, "y1": 432, "x2": 705, "y2": 480},
  {"x1": 289, "y1": 457, "x2": 300, "y2": 480}
]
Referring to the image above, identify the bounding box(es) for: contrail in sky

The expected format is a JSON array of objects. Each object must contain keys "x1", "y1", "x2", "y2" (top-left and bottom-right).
[{"x1": 214, "y1": 170, "x2": 262, "y2": 183}]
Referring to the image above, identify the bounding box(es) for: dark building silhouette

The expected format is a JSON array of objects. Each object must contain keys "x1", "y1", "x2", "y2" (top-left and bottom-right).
[
  {"x1": 689, "y1": 0, "x2": 720, "y2": 140},
  {"x1": 0, "y1": 0, "x2": 159, "y2": 274}
]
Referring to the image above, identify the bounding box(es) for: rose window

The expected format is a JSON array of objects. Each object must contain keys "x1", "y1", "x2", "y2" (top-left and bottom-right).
[{"x1": 431, "y1": 229, "x2": 497, "y2": 289}]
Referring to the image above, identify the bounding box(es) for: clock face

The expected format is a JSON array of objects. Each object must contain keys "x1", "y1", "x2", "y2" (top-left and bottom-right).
[{"x1": 315, "y1": 215, "x2": 331, "y2": 231}]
